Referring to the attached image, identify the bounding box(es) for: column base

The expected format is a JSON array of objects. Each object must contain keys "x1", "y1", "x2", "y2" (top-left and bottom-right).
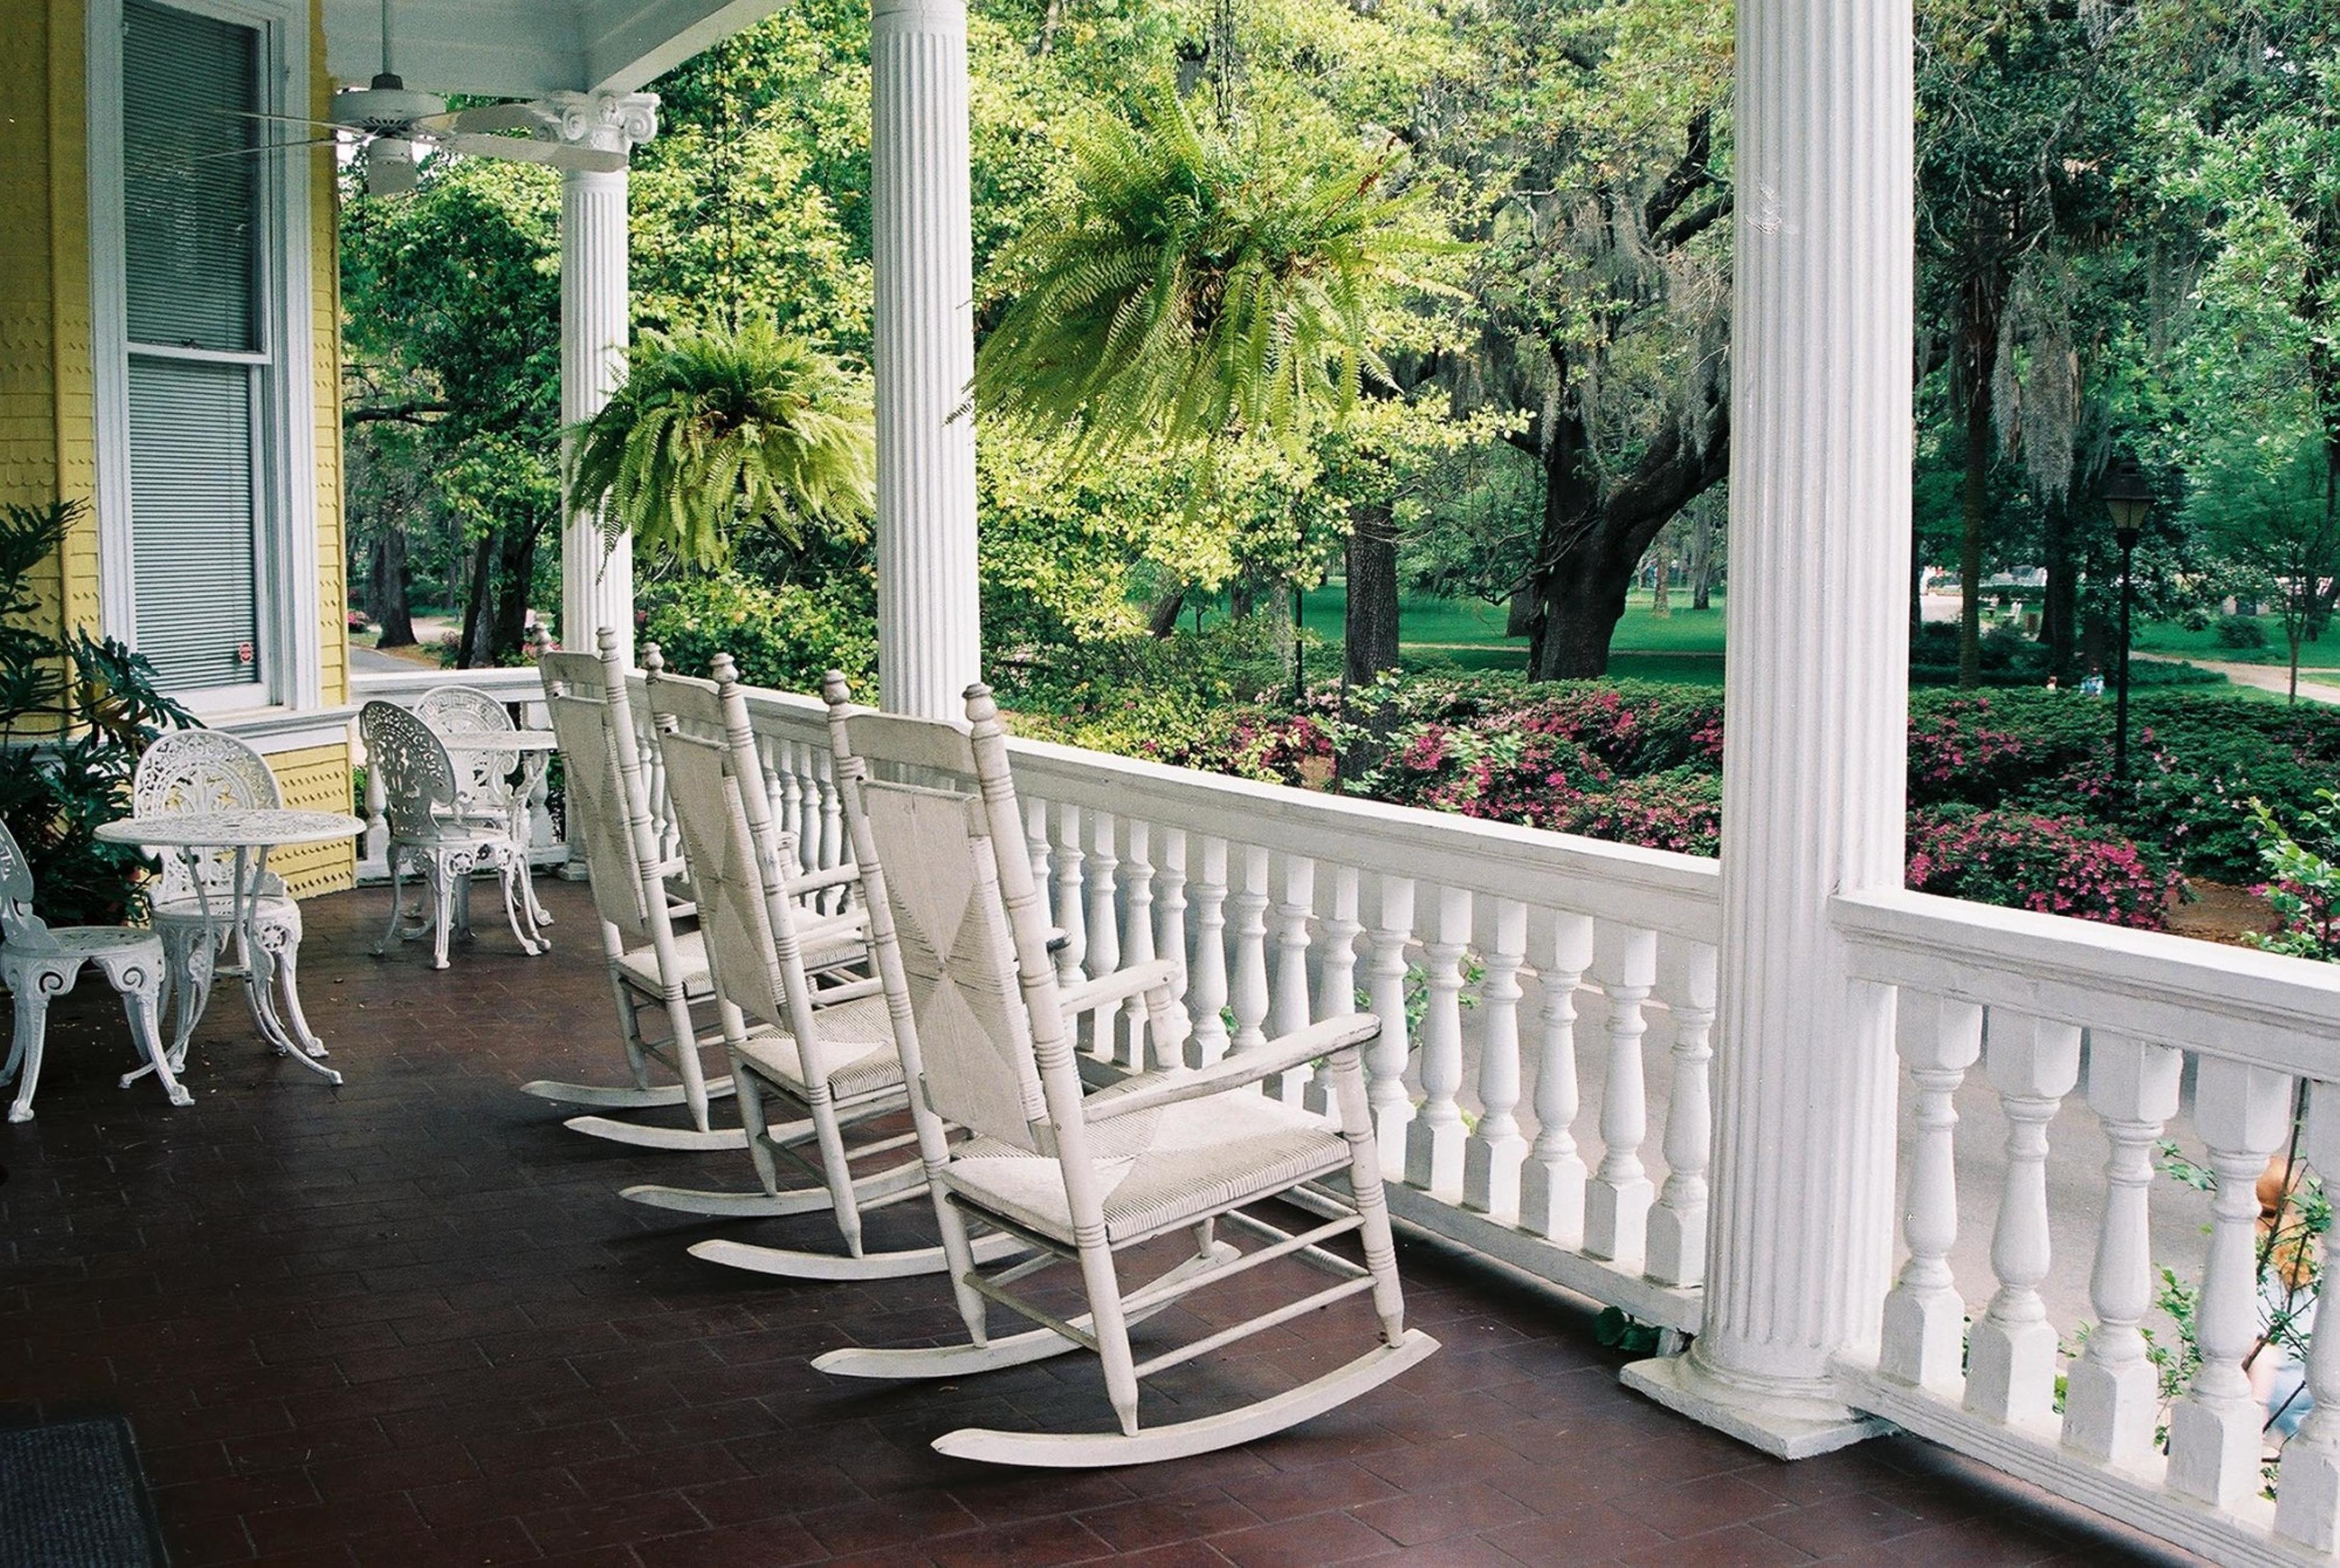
[{"x1": 1622, "y1": 1352, "x2": 1889, "y2": 1461}]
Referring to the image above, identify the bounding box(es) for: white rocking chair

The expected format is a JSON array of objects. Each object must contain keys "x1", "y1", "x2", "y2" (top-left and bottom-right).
[
  {"x1": 642, "y1": 653, "x2": 1016, "y2": 1275},
  {"x1": 522, "y1": 630, "x2": 743, "y2": 1151},
  {"x1": 132, "y1": 729, "x2": 324, "y2": 1067},
  {"x1": 811, "y1": 675, "x2": 1436, "y2": 1467}
]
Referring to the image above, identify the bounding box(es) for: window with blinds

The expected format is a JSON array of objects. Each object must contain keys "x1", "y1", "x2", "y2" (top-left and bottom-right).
[{"x1": 120, "y1": 0, "x2": 268, "y2": 697}]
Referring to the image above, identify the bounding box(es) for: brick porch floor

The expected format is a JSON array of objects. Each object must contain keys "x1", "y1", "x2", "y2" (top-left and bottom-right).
[{"x1": 2, "y1": 879, "x2": 2205, "y2": 1567}]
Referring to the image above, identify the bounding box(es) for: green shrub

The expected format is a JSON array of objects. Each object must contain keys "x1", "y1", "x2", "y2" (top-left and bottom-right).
[
  {"x1": 2246, "y1": 791, "x2": 2340, "y2": 962},
  {"x1": 637, "y1": 570, "x2": 877, "y2": 694},
  {"x1": 2215, "y1": 614, "x2": 2270, "y2": 650},
  {"x1": 1907, "y1": 807, "x2": 2175, "y2": 929}
]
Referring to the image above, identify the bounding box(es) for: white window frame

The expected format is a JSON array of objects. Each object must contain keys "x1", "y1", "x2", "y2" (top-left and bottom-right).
[{"x1": 87, "y1": 0, "x2": 322, "y2": 720}]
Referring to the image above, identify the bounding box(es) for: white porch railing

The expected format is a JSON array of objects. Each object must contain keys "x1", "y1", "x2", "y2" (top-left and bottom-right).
[
  {"x1": 1834, "y1": 888, "x2": 2340, "y2": 1567},
  {"x1": 349, "y1": 667, "x2": 568, "y2": 882},
  {"x1": 629, "y1": 675, "x2": 1722, "y2": 1333}
]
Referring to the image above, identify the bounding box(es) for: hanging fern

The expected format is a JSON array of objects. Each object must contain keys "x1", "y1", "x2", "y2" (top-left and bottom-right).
[
  {"x1": 567, "y1": 319, "x2": 874, "y2": 569},
  {"x1": 973, "y1": 83, "x2": 1446, "y2": 467}
]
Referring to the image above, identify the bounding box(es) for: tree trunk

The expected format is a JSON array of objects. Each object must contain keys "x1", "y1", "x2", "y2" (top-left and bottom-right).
[
  {"x1": 489, "y1": 518, "x2": 539, "y2": 665},
  {"x1": 1533, "y1": 561, "x2": 1634, "y2": 680},
  {"x1": 2039, "y1": 494, "x2": 2077, "y2": 676},
  {"x1": 1147, "y1": 584, "x2": 1186, "y2": 639},
  {"x1": 370, "y1": 527, "x2": 417, "y2": 648},
  {"x1": 456, "y1": 529, "x2": 497, "y2": 670},
  {"x1": 1650, "y1": 541, "x2": 1673, "y2": 617},
  {"x1": 1957, "y1": 363, "x2": 1991, "y2": 689},
  {"x1": 1689, "y1": 505, "x2": 1715, "y2": 610},
  {"x1": 1344, "y1": 500, "x2": 1401, "y2": 688}
]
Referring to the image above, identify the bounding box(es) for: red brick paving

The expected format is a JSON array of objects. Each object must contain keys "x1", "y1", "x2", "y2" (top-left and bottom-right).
[{"x1": 2, "y1": 879, "x2": 2207, "y2": 1566}]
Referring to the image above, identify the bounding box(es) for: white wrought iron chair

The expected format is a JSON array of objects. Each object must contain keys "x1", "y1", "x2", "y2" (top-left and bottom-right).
[
  {"x1": 811, "y1": 675, "x2": 1436, "y2": 1466},
  {"x1": 360, "y1": 700, "x2": 542, "y2": 969},
  {"x1": 132, "y1": 729, "x2": 323, "y2": 1065},
  {"x1": 0, "y1": 818, "x2": 183, "y2": 1121},
  {"x1": 637, "y1": 653, "x2": 1017, "y2": 1272},
  {"x1": 414, "y1": 683, "x2": 553, "y2": 935}
]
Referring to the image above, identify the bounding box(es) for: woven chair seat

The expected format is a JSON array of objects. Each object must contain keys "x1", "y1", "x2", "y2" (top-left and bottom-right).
[
  {"x1": 733, "y1": 992, "x2": 903, "y2": 1102},
  {"x1": 948, "y1": 1085, "x2": 1348, "y2": 1246}
]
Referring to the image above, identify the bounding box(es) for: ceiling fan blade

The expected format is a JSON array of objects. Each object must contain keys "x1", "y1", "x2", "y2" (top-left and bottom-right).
[
  {"x1": 171, "y1": 136, "x2": 349, "y2": 164},
  {"x1": 233, "y1": 109, "x2": 349, "y2": 132},
  {"x1": 436, "y1": 130, "x2": 625, "y2": 174},
  {"x1": 441, "y1": 102, "x2": 549, "y2": 135}
]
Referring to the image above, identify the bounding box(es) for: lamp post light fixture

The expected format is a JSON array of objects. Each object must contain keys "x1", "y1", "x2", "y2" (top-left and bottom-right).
[{"x1": 2102, "y1": 457, "x2": 2154, "y2": 781}]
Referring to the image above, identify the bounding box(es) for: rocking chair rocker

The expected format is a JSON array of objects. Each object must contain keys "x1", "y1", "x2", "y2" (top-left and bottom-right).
[
  {"x1": 642, "y1": 654, "x2": 1018, "y2": 1275},
  {"x1": 810, "y1": 675, "x2": 1436, "y2": 1467}
]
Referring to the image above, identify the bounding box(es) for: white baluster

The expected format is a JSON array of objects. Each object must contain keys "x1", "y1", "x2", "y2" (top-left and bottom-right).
[
  {"x1": 1187, "y1": 836, "x2": 1230, "y2": 1066},
  {"x1": 1228, "y1": 845, "x2": 1271, "y2": 1054},
  {"x1": 774, "y1": 737, "x2": 806, "y2": 868},
  {"x1": 2062, "y1": 1034, "x2": 2183, "y2": 1465},
  {"x1": 1307, "y1": 865, "x2": 1362, "y2": 1113},
  {"x1": 2275, "y1": 1081, "x2": 2340, "y2": 1550},
  {"x1": 1519, "y1": 912, "x2": 1594, "y2": 1246},
  {"x1": 361, "y1": 742, "x2": 391, "y2": 871},
  {"x1": 1051, "y1": 803, "x2": 1087, "y2": 986},
  {"x1": 1364, "y1": 876, "x2": 1416, "y2": 1177},
  {"x1": 1965, "y1": 1012, "x2": 2082, "y2": 1424},
  {"x1": 815, "y1": 748, "x2": 843, "y2": 870},
  {"x1": 1404, "y1": 886, "x2": 1472, "y2": 1199},
  {"x1": 1154, "y1": 828, "x2": 1188, "y2": 991},
  {"x1": 1116, "y1": 819, "x2": 1156, "y2": 1070},
  {"x1": 1879, "y1": 993, "x2": 1984, "y2": 1389},
  {"x1": 2169, "y1": 1058, "x2": 2296, "y2": 1506},
  {"x1": 1024, "y1": 798, "x2": 1054, "y2": 934},
  {"x1": 1268, "y1": 856, "x2": 1316, "y2": 1103},
  {"x1": 1082, "y1": 813, "x2": 1121, "y2": 1060},
  {"x1": 1464, "y1": 899, "x2": 1530, "y2": 1220},
  {"x1": 1584, "y1": 926, "x2": 1658, "y2": 1269},
  {"x1": 1085, "y1": 812, "x2": 1121, "y2": 978},
  {"x1": 1647, "y1": 938, "x2": 1717, "y2": 1288}
]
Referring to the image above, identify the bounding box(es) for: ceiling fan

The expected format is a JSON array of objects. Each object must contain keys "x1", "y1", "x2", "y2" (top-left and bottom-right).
[{"x1": 238, "y1": 0, "x2": 627, "y2": 196}]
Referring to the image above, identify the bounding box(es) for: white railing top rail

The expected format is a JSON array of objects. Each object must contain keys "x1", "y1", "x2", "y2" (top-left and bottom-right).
[
  {"x1": 353, "y1": 665, "x2": 545, "y2": 704},
  {"x1": 715, "y1": 681, "x2": 1723, "y2": 945},
  {"x1": 1834, "y1": 886, "x2": 2340, "y2": 1077}
]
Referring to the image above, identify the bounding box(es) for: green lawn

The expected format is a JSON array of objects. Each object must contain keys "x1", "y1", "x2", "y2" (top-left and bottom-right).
[
  {"x1": 2132, "y1": 616, "x2": 2340, "y2": 669},
  {"x1": 1294, "y1": 582, "x2": 1726, "y2": 676}
]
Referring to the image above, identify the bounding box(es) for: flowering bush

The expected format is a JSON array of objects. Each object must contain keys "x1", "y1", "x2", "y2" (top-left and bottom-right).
[
  {"x1": 2246, "y1": 792, "x2": 2340, "y2": 962},
  {"x1": 1907, "y1": 807, "x2": 2175, "y2": 929}
]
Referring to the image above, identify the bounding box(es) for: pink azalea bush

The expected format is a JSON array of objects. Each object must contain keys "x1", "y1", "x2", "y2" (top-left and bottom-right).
[{"x1": 1906, "y1": 808, "x2": 2174, "y2": 929}]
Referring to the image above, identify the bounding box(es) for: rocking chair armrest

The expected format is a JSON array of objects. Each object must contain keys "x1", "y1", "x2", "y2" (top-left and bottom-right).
[
  {"x1": 1085, "y1": 1013, "x2": 1382, "y2": 1124},
  {"x1": 809, "y1": 973, "x2": 884, "y2": 1005},
  {"x1": 787, "y1": 864, "x2": 862, "y2": 900},
  {"x1": 1055, "y1": 959, "x2": 1182, "y2": 1019}
]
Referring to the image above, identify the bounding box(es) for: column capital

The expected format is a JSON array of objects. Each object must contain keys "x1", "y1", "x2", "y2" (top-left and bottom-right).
[
  {"x1": 541, "y1": 91, "x2": 659, "y2": 159},
  {"x1": 872, "y1": 0, "x2": 967, "y2": 27}
]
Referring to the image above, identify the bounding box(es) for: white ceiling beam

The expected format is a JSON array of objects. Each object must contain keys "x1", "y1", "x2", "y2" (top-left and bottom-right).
[
  {"x1": 322, "y1": 0, "x2": 587, "y2": 98},
  {"x1": 585, "y1": 0, "x2": 788, "y2": 92}
]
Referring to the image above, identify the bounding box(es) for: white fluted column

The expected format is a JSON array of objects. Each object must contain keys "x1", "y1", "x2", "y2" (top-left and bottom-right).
[
  {"x1": 1621, "y1": 0, "x2": 1912, "y2": 1458},
  {"x1": 555, "y1": 91, "x2": 658, "y2": 670},
  {"x1": 871, "y1": 0, "x2": 980, "y2": 718}
]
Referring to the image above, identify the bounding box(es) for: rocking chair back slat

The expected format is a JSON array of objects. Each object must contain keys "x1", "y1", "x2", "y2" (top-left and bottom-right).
[
  {"x1": 857, "y1": 779, "x2": 1046, "y2": 1150},
  {"x1": 545, "y1": 690, "x2": 653, "y2": 941}
]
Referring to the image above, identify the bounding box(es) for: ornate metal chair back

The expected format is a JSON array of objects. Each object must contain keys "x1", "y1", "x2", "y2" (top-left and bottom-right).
[
  {"x1": 0, "y1": 815, "x2": 48, "y2": 946},
  {"x1": 359, "y1": 701, "x2": 461, "y2": 842},
  {"x1": 132, "y1": 729, "x2": 281, "y2": 903},
  {"x1": 414, "y1": 684, "x2": 521, "y2": 811}
]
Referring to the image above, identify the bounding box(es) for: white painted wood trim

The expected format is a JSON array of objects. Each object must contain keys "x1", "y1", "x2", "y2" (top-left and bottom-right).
[{"x1": 86, "y1": 0, "x2": 321, "y2": 711}]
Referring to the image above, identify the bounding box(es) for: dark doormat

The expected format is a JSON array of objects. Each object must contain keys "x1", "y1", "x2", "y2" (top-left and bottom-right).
[{"x1": 0, "y1": 1413, "x2": 169, "y2": 1567}]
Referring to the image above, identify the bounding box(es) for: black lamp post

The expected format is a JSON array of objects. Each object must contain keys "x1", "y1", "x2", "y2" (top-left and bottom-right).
[{"x1": 2102, "y1": 458, "x2": 2154, "y2": 780}]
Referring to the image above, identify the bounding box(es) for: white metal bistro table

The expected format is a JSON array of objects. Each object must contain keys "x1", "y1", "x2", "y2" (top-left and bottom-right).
[{"x1": 96, "y1": 809, "x2": 364, "y2": 1088}]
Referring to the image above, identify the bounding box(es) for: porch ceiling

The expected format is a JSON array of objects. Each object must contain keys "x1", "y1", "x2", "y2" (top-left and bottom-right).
[{"x1": 321, "y1": 0, "x2": 787, "y2": 99}]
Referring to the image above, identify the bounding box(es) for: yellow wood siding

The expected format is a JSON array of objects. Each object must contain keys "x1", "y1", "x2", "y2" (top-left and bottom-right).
[
  {"x1": 4, "y1": 0, "x2": 357, "y2": 896},
  {"x1": 267, "y1": 741, "x2": 357, "y2": 896}
]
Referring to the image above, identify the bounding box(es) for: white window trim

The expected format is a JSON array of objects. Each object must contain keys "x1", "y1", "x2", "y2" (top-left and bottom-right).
[{"x1": 87, "y1": 0, "x2": 323, "y2": 719}]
